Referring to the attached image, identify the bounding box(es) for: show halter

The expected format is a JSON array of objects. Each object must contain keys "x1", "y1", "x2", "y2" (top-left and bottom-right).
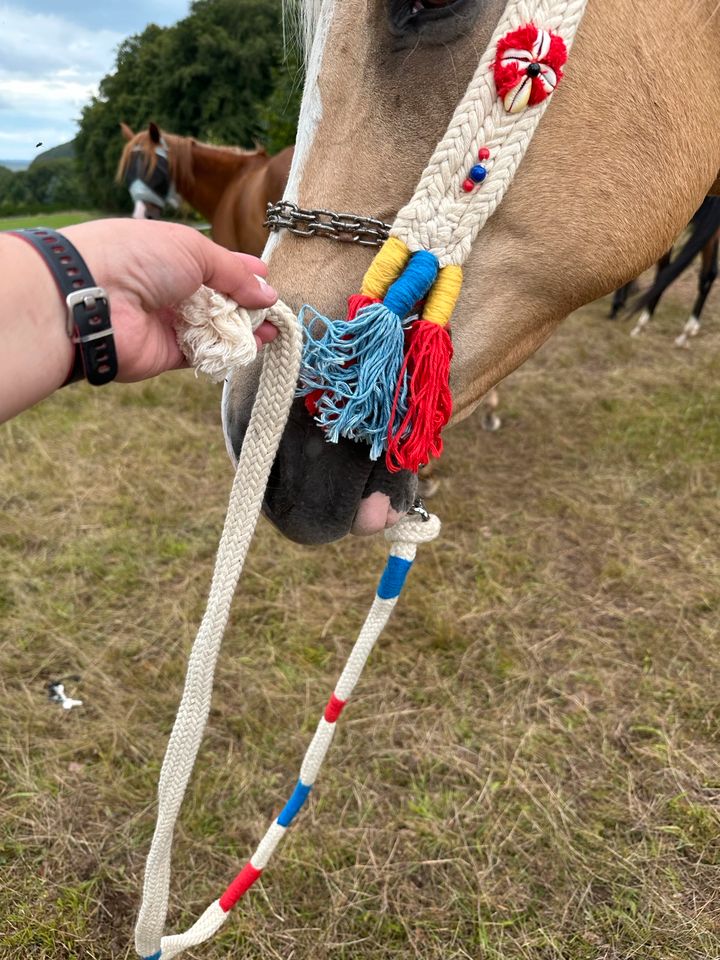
[
  {"x1": 297, "y1": 4, "x2": 584, "y2": 473},
  {"x1": 133, "y1": 1, "x2": 588, "y2": 957}
]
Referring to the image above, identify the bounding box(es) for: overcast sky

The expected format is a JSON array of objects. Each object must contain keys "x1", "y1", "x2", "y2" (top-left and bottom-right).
[{"x1": 0, "y1": 1, "x2": 190, "y2": 161}]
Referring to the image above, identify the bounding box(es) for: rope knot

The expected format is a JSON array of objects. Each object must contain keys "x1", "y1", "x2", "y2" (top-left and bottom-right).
[{"x1": 385, "y1": 513, "x2": 442, "y2": 546}]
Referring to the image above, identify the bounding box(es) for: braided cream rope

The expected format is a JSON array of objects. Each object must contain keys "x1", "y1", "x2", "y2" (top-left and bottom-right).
[
  {"x1": 133, "y1": 0, "x2": 590, "y2": 954},
  {"x1": 392, "y1": 0, "x2": 588, "y2": 266},
  {"x1": 134, "y1": 288, "x2": 442, "y2": 960},
  {"x1": 134, "y1": 289, "x2": 302, "y2": 959}
]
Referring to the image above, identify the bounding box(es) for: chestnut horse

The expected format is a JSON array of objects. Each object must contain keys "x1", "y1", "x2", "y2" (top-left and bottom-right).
[
  {"x1": 223, "y1": 0, "x2": 720, "y2": 544},
  {"x1": 118, "y1": 122, "x2": 293, "y2": 256}
]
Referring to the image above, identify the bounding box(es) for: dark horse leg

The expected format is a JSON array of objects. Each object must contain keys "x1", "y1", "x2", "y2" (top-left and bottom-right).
[
  {"x1": 675, "y1": 231, "x2": 720, "y2": 347},
  {"x1": 631, "y1": 250, "x2": 673, "y2": 336},
  {"x1": 609, "y1": 280, "x2": 634, "y2": 318}
]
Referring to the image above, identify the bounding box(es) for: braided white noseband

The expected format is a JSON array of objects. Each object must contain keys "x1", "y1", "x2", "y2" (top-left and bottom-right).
[
  {"x1": 393, "y1": 0, "x2": 587, "y2": 266},
  {"x1": 133, "y1": 0, "x2": 588, "y2": 956}
]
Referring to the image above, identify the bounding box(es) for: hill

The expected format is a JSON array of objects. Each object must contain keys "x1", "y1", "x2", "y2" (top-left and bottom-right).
[{"x1": 30, "y1": 140, "x2": 76, "y2": 167}]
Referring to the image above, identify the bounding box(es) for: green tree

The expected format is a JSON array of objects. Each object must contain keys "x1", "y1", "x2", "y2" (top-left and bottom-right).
[
  {"x1": 76, "y1": 0, "x2": 300, "y2": 211},
  {"x1": 0, "y1": 158, "x2": 84, "y2": 216},
  {"x1": 76, "y1": 24, "x2": 172, "y2": 211}
]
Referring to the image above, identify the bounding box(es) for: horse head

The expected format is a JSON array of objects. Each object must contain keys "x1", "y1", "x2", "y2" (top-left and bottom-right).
[
  {"x1": 118, "y1": 122, "x2": 180, "y2": 219},
  {"x1": 223, "y1": 0, "x2": 720, "y2": 545}
]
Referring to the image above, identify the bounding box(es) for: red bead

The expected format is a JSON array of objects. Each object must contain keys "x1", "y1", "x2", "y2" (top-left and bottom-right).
[
  {"x1": 478, "y1": 147, "x2": 491, "y2": 161},
  {"x1": 462, "y1": 178, "x2": 475, "y2": 193}
]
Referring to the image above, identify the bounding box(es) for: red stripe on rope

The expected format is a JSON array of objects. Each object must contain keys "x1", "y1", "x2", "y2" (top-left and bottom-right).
[
  {"x1": 219, "y1": 862, "x2": 263, "y2": 912},
  {"x1": 324, "y1": 693, "x2": 348, "y2": 724}
]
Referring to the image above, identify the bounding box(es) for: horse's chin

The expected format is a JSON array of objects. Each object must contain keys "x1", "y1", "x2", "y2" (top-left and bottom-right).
[{"x1": 226, "y1": 393, "x2": 417, "y2": 546}]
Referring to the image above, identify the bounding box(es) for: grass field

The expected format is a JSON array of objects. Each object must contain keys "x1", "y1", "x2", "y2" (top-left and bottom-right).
[
  {"x1": 0, "y1": 211, "x2": 107, "y2": 232},
  {"x1": 1, "y1": 276, "x2": 719, "y2": 959},
  {"x1": 0, "y1": 211, "x2": 211, "y2": 234}
]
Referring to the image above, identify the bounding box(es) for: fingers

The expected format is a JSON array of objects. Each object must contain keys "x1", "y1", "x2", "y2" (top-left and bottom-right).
[
  {"x1": 254, "y1": 320, "x2": 279, "y2": 347},
  {"x1": 196, "y1": 234, "x2": 277, "y2": 309}
]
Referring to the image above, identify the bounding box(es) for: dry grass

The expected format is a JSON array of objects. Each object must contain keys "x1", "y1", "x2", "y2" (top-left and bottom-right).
[{"x1": 1, "y1": 279, "x2": 719, "y2": 960}]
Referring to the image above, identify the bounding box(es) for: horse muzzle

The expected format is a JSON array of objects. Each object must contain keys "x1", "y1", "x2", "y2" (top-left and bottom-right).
[{"x1": 223, "y1": 376, "x2": 416, "y2": 545}]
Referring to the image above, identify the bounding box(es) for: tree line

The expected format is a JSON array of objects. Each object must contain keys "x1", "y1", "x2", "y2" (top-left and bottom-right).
[
  {"x1": 0, "y1": 0, "x2": 301, "y2": 215},
  {"x1": 0, "y1": 156, "x2": 84, "y2": 217}
]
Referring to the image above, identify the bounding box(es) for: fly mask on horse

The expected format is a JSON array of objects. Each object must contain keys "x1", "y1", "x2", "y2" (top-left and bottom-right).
[{"x1": 119, "y1": 122, "x2": 180, "y2": 219}]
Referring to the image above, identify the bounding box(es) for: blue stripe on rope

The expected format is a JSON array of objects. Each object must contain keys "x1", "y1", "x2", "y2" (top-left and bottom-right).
[
  {"x1": 143, "y1": 953, "x2": 161, "y2": 960},
  {"x1": 277, "y1": 780, "x2": 313, "y2": 828},
  {"x1": 377, "y1": 555, "x2": 414, "y2": 600}
]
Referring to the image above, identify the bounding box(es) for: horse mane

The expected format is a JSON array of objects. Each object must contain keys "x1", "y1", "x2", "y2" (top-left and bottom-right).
[{"x1": 283, "y1": 0, "x2": 323, "y2": 60}]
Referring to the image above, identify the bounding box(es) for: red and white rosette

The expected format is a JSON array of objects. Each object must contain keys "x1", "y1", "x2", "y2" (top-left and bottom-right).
[{"x1": 493, "y1": 23, "x2": 568, "y2": 114}]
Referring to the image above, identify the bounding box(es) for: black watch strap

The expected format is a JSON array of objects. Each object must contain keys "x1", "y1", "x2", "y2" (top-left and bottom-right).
[{"x1": 10, "y1": 227, "x2": 118, "y2": 387}]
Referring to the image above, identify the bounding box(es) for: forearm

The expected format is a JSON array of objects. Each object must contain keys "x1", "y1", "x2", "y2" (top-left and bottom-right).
[{"x1": 0, "y1": 234, "x2": 74, "y2": 423}]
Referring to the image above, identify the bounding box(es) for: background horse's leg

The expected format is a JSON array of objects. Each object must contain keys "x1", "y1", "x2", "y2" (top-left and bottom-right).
[
  {"x1": 675, "y1": 232, "x2": 719, "y2": 347},
  {"x1": 480, "y1": 387, "x2": 502, "y2": 432},
  {"x1": 417, "y1": 461, "x2": 440, "y2": 499},
  {"x1": 417, "y1": 388, "x2": 502, "y2": 499},
  {"x1": 609, "y1": 280, "x2": 635, "y2": 318},
  {"x1": 631, "y1": 250, "x2": 672, "y2": 336}
]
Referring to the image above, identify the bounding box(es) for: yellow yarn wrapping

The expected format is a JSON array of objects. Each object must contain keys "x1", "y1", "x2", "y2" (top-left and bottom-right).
[
  {"x1": 361, "y1": 237, "x2": 411, "y2": 299},
  {"x1": 423, "y1": 265, "x2": 463, "y2": 327}
]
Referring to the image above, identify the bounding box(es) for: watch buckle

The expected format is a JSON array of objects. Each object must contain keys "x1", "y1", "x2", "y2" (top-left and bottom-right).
[{"x1": 65, "y1": 286, "x2": 107, "y2": 338}]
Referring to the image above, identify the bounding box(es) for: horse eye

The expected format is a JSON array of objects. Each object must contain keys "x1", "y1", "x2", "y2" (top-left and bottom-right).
[{"x1": 389, "y1": 0, "x2": 477, "y2": 42}]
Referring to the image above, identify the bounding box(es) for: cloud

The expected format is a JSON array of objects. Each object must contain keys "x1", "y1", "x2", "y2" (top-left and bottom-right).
[
  {"x1": 0, "y1": 4, "x2": 122, "y2": 80},
  {"x1": 0, "y1": 2, "x2": 188, "y2": 161}
]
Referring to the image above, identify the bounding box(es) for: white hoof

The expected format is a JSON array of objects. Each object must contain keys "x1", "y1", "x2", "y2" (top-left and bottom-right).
[
  {"x1": 674, "y1": 333, "x2": 689, "y2": 349},
  {"x1": 630, "y1": 308, "x2": 651, "y2": 338},
  {"x1": 482, "y1": 413, "x2": 502, "y2": 433},
  {"x1": 685, "y1": 315, "x2": 701, "y2": 338}
]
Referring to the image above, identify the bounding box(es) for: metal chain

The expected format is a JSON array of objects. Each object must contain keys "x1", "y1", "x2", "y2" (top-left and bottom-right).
[{"x1": 265, "y1": 201, "x2": 391, "y2": 248}]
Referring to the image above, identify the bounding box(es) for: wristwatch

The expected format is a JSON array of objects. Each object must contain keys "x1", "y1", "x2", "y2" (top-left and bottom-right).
[{"x1": 10, "y1": 227, "x2": 118, "y2": 386}]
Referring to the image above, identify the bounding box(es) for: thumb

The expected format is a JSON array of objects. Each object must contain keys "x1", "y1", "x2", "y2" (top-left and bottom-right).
[{"x1": 196, "y1": 235, "x2": 278, "y2": 309}]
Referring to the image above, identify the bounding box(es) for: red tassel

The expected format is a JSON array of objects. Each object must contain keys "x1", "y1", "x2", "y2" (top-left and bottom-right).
[
  {"x1": 386, "y1": 319, "x2": 453, "y2": 473},
  {"x1": 347, "y1": 294, "x2": 377, "y2": 320},
  {"x1": 304, "y1": 294, "x2": 379, "y2": 417}
]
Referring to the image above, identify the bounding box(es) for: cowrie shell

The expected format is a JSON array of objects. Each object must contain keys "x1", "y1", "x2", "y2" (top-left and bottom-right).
[{"x1": 504, "y1": 76, "x2": 532, "y2": 113}]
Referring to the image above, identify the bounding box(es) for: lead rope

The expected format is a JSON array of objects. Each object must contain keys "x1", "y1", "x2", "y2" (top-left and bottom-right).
[
  {"x1": 133, "y1": 288, "x2": 441, "y2": 960},
  {"x1": 134, "y1": 0, "x2": 589, "y2": 951}
]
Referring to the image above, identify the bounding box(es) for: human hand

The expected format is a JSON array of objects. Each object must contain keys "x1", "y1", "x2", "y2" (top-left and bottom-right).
[{"x1": 61, "y1": 219, "x2": 278, "y2": 382}]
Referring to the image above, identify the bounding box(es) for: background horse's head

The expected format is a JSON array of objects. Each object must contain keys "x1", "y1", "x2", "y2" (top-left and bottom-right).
[
  {"x1": 224, "y1": 0, "x2": 720, "y2": 545},
  {"x1": 118, "y1": 122, "x2": 182, "y2": 219}
]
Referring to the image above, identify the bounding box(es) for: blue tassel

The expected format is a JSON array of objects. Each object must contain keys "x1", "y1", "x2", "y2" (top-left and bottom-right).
[
  {"x1": 299, "y1": 302, "x2": 408, "y2": 460},
  {"x1": 297, "y1": 251, "x2": 440, "y2": 459}
]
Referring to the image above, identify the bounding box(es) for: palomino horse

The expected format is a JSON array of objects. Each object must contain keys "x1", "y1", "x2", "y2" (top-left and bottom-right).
[
  {"x1": 223, "y1": 0, "x2": 720, "y2": 545},
  {"x1": 117, "y1": 122, "x2": 293, "y2": 255}
]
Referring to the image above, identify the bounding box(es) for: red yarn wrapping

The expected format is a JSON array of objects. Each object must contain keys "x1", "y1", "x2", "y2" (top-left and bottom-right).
[
  {"x1": 386, "y1": 320, "x2": 453, "y2": 473},
  {"x1": 304, "y1": 294, "x2": 379, "y2": 416},
  {"x1": 219, "y1": 862, "x2": 263, "y2": 912}
]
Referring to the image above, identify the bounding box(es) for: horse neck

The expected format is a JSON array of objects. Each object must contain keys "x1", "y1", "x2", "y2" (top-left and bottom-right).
[{"x1": 172, "y1": 139, "x2": 263, "y2": 220}]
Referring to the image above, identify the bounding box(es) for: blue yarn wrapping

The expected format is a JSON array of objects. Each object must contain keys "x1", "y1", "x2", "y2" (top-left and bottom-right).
[
  {"x1": 384, "y1": 251, "x2": 439, "y2": 317},
  {"x1": 297, "y1": 251, "x2": 440, "y2": 459},
  {"x1": 277, "y1": 780, "x2": 313, "y2": 827}
]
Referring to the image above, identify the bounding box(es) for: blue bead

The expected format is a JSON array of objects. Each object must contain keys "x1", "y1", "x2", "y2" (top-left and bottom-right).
[{"x1": 469, "y1": 164, "x2": 487, "y2": 183}]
